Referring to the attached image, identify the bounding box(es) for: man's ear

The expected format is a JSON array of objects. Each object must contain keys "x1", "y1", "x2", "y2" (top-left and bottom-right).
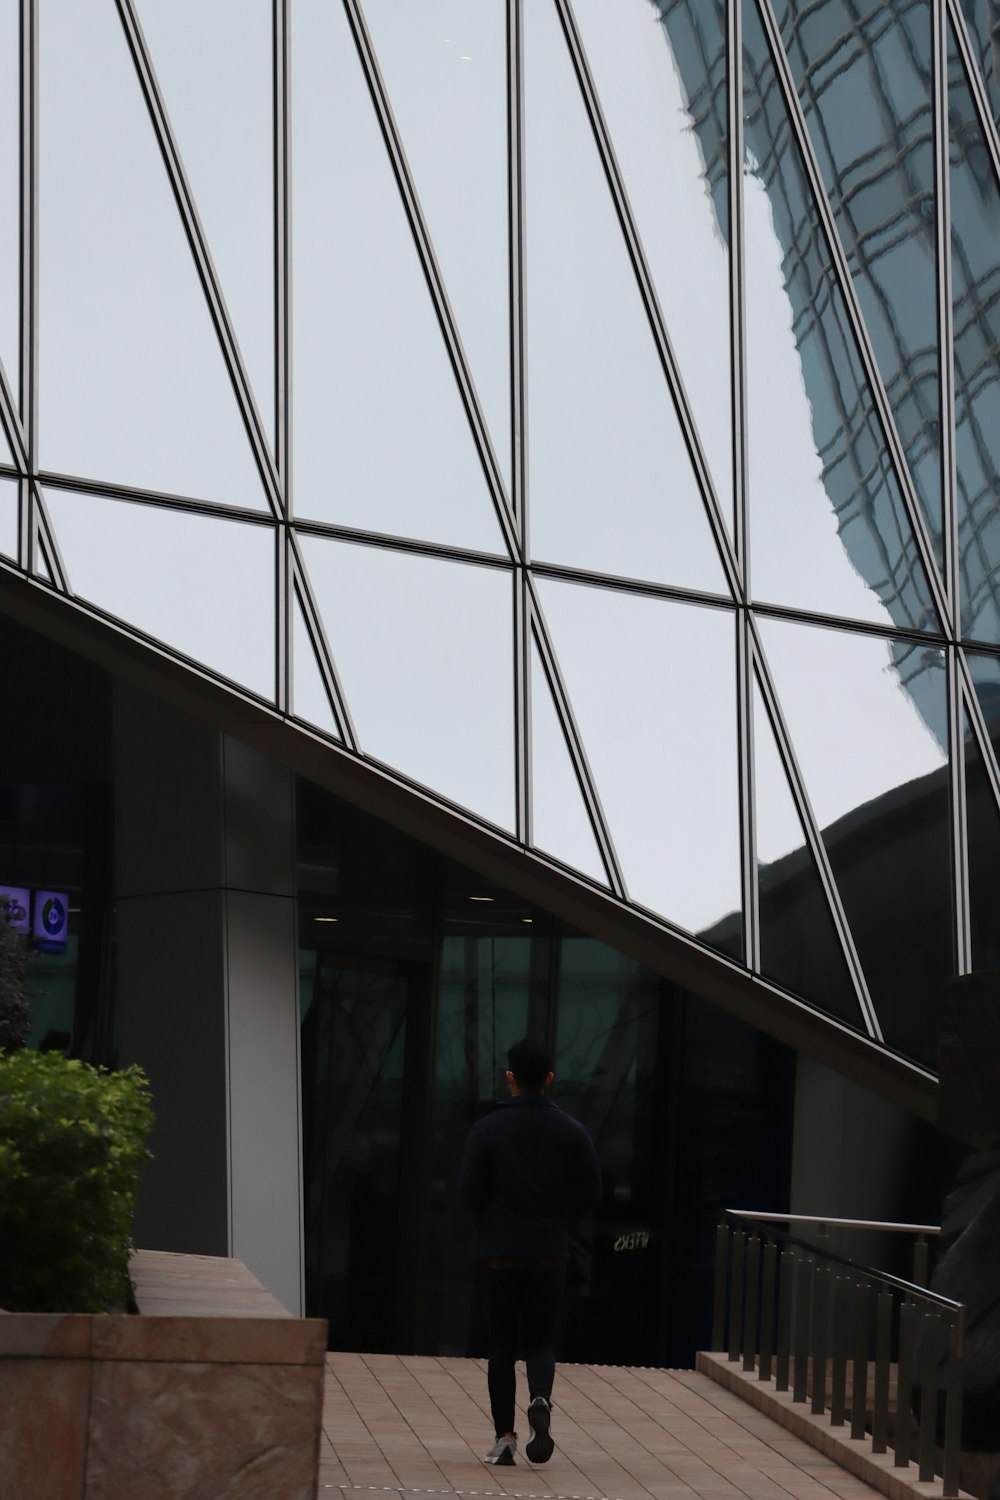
[{"x1": 545, "y1": 1071, "x2": 555, "y2": 1088}]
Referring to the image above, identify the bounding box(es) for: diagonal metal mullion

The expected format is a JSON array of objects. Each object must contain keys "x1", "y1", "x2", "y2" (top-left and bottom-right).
[
  {"x1": 113, "y1": 0, "x2": 283, "y2": 523},
  {"x1": 755, "y1": 0, "x2": 952, "y2": 641},
  {"x1": 554, "y1": 0, "x2": 742, "y2": 603},
  {"x1": 750, "y1": 621, "x2": 882, "y2": 1041},
  {"x1": 31, "y1": 480, "x2": 69, "y2": 592},
  {"x1": 0, "y1": 359, "x2": 27, "y2": 475},
  {"x1": 342, "y1": 0, "x2": 519, "y2": 563},
  {"x1": 288, "y1": 533, "x2": 359, "y2": 754},
  {"x1": 527, "y1": 577, "x2": 626, "y2": 900},
  {"x1": 946, "y1": 0, "x2": 1000, "y2": 197}
]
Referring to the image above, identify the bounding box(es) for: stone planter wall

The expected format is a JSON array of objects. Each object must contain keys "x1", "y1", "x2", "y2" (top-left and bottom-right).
[{"x1": 0, "y1": 1249, "x2": 328, "y2": 1500}]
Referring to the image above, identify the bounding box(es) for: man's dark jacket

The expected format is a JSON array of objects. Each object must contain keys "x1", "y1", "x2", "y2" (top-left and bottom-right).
[{"x1": 458, "y1": 1095, "x2": 602, "y2": 1258}]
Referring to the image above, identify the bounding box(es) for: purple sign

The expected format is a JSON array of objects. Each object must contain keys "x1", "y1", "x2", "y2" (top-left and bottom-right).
[
  {"x1": 33, "y1": 890, "x2": 69, "y2": 954},
  {"x1": 0, "y1": 886, "x2": 31, "y2": 934}
]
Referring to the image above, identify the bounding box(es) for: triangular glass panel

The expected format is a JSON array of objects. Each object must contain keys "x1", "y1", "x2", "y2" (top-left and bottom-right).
[
  {"x1": 948, "y1": 18, "x2": 1000, "y2": 646},
  {"x1": 523, "y1": 0, "x2": 727, "y2": 594},
  {"x1": 742, "y1": 0, "x2": 939, "y2": 633},
  {"x1": 0, "y1": 476, "x2": 16, "y2": 561},
  {"x1": 37, "y1": 0, "x2": 267, "y2": 512},
  {"x1": 362, "y1": 0, "x2": 512, "y2": 498},
  {"x1": 43, "y1": 485, "x2": 276, "y2": 700},
  {"x1": 963, "y1": 704, "x2": 1000, "y2": 970},
  {"x1": 292, "y1": 589, "x2": 342, "y2": 741},
  {"x1": 536, "y1": 576, "x2": 741, "y2": 953},
  {"x1": 768, "y1": 0, "x2": 943, "y2": 567},
  {"x1": 570, "y1": 0, "x2": 734, "y2": 535},
  {"x1": 32, "y1": 530, "x2": 53, "y2": 585},
  {"x1": 752, "y1": 675, "x2": 863, "y2": 1028},
  {"x1": 133, "y1": 0, "x2": 276, "y2": 450},
  {"x1": 299, "y1": 534, "x2": 515, "y2": 830},
  {"x1": 757, "y1": 615, "x2": 951, "y2": 1067},
  {"x1": 958, "y1": 0, "x2": 1000, "y2": 135},
  {"x1": 0, "y1": 0, "x2": 17, "y2": 410},
  {"x1": 290, "y1": 0, "x2": 505, "y2": 554},
  {"x1": 529, "y1": 633, "x2": 608, "y2": 886}
]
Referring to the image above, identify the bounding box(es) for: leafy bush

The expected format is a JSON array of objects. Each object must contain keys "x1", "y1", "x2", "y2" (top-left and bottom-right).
[
  {"x1": 0, "y1": 916, "x2": 30, "y2": 1054},
  {"x1": 0, "y1": 1051, "x2": 154, "y2": 1312}
]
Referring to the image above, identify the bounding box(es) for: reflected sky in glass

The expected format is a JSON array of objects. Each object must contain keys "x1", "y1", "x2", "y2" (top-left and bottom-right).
[
  {"x1": 571, "y1": 0, "x2": 733, "y2": 530},
  {"x1": 43, "y1": 486, "x2": 276, "y2": 699},
  {"x1": 38, "y1": 0, "x2": 267, "y2": 510},
  {"x1": 524, "y1": 0, "x2": 726, "y2": 594},
  {"x1": 771, "y1": 0, "x2": 942, "y2": 561},
  {"x1": 291, "y1": 0, "x2": 505, "y2": 554},
  {"x1": 743, "y1": 0, "x2": 936, "y2": 633},
  {"x1": 300, "y1": 536, "x2": 516, "y2": 832},
  {"x1": 529, "y1": 635, "x2": 608, "y2": 885},
  {"x1": 0, "y1": 475, "x2": 17, "y2": 560},
  {"x1": 134, "y1": 0, "x2": 276, "y2": 451},
  {"x1": 363, "y1": 0, "x2": 511, "y2": 498},
  {"x1": 0, "y1": 0, "x2": 17, "y2": 405},
  {"x1": 537, "y1": 576, "x2": 740, "y2": 940},
  {"x1": 949, "y1": 20, "x2": 1000, "y2": 646}
]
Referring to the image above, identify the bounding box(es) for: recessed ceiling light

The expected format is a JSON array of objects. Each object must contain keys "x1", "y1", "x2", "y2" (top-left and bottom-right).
[
  {"x1": 314, "y1": 916, "x2": 338, "y2": 923},
  {"x1": 522, "y1": 917, "x2": 533, "y2": 924},
  {"x1": 469, "y1": 895, "x2": 495, "y2": 903}
]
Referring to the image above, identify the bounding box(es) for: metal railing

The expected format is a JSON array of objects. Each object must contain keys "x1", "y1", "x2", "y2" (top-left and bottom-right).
[{"x1": 712, "y1": 1210, "x2": 966, "y2": 1497}]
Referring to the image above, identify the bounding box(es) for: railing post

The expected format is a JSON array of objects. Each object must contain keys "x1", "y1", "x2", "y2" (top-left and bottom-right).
[
  {"x1": 895, "y1": 1298, "x2": 916, "y2": 1468},
  {"x1": 712, "y1": 1218, "x2": 729, "y2": 1352},
  {"x1": 851, "y1": 1280, "x2": 870, "y2": 1440},
  {"x1": 811, "y1": 1263, "x2": 829, "y2": 1415},
  {"x1": 942, "y1": 1307, "x2": 965, "y2": 1499},
  {"x1": 728, "y1": 1227, "x2": 745, "y2": 1362},
  {"x1": 759, "y1": 1237, "x2": 776, "y2": 1381},
  {"x1": 793, "y1": 1252, "x2": 812, "y2": 1403},
  {"x1": 776, "y1": 1246, "x2": 794, "y2": 1392},
  {"x1": 918, "y1": 1312, "x2": 941, "y2": 1483},
  {"x1": 830, "y1": 1274, "x2": 849, "y2": 1426},
  {"x1": 743, "y1": 1232, "x2": 760, "y2": 1372},
  {"x1": 871, "y1": 1288, "x2": 892, "y2": 1453}
]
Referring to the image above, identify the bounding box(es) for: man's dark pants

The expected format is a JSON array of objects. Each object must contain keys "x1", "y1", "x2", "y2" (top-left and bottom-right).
[{"x1": 484, "y1": 1259, "x2": 567, "y2": 1437}]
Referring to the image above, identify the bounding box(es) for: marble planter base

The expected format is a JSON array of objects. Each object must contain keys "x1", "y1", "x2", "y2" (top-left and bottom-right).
[{"x1": 0, "y1": 1250, "x2": 328, "y2": 1500}]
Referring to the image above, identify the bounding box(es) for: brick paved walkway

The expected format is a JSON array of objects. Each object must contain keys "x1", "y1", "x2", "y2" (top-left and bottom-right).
[{"x1": 319, "y1": 1354, "x2": 890, "y2": 1500}]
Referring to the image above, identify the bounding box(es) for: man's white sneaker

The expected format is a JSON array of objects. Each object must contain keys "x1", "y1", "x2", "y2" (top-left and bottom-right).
[
  {"x1": 525, "y1": 1397, "x2": 554, "y2": 1463},
  {"x1": 484, "y1": 1433, "x2": 517, "y2": 1466}
]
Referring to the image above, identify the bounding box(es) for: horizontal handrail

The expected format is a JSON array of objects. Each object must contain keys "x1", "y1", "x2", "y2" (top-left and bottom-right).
[
  {"x1": 726, "y1": 1209, "x2": 941, "y2": 1235},
  {"x1": 713, "y1": 1213, "x2": 966, "y2": 1496}
]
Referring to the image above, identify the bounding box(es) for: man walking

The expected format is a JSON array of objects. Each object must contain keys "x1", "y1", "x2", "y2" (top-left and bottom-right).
[{"x1": 459, "y1": 1038, "x2": 602, "y2": 1467}]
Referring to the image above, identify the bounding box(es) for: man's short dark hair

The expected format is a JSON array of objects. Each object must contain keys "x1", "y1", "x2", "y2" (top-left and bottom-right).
[{"x1": 507, "y1": 1038, "x2": 553, "y2": 1092}]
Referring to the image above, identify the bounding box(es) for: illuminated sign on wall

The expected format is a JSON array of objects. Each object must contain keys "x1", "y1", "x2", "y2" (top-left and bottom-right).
[
  {"x1": 32, "y1": 891, "x2": 69, "y2": 955},
  {"x1": 0, "y1": 886, "x2": 31, "y2": 934}
]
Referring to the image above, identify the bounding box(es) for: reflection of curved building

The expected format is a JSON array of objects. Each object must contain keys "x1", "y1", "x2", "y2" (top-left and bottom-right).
[{"x1": 0, "y1": 0, "x2": 998, "y2": 1364}]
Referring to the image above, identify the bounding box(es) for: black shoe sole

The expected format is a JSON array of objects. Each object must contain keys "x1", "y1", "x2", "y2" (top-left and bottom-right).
[
  {"x1": 526, "y1": 1405, "x2": 554, "y2": 1464},
  {"x1": 493, "y1": 1448, "x2": 515, "y2": 1467}
]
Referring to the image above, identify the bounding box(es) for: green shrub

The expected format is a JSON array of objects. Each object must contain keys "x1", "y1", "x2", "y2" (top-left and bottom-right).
[
  {"x1": 0, "y1": 916, "x2": 30, "y2": 1054},
  {"x1": 0, "y1": 1051, "x2": 154, "y2": 1312}
]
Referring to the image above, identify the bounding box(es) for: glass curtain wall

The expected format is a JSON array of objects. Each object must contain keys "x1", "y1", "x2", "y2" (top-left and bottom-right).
[{"x1": 297, "y1": 780, "x2": 795, "y2": 1367}]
